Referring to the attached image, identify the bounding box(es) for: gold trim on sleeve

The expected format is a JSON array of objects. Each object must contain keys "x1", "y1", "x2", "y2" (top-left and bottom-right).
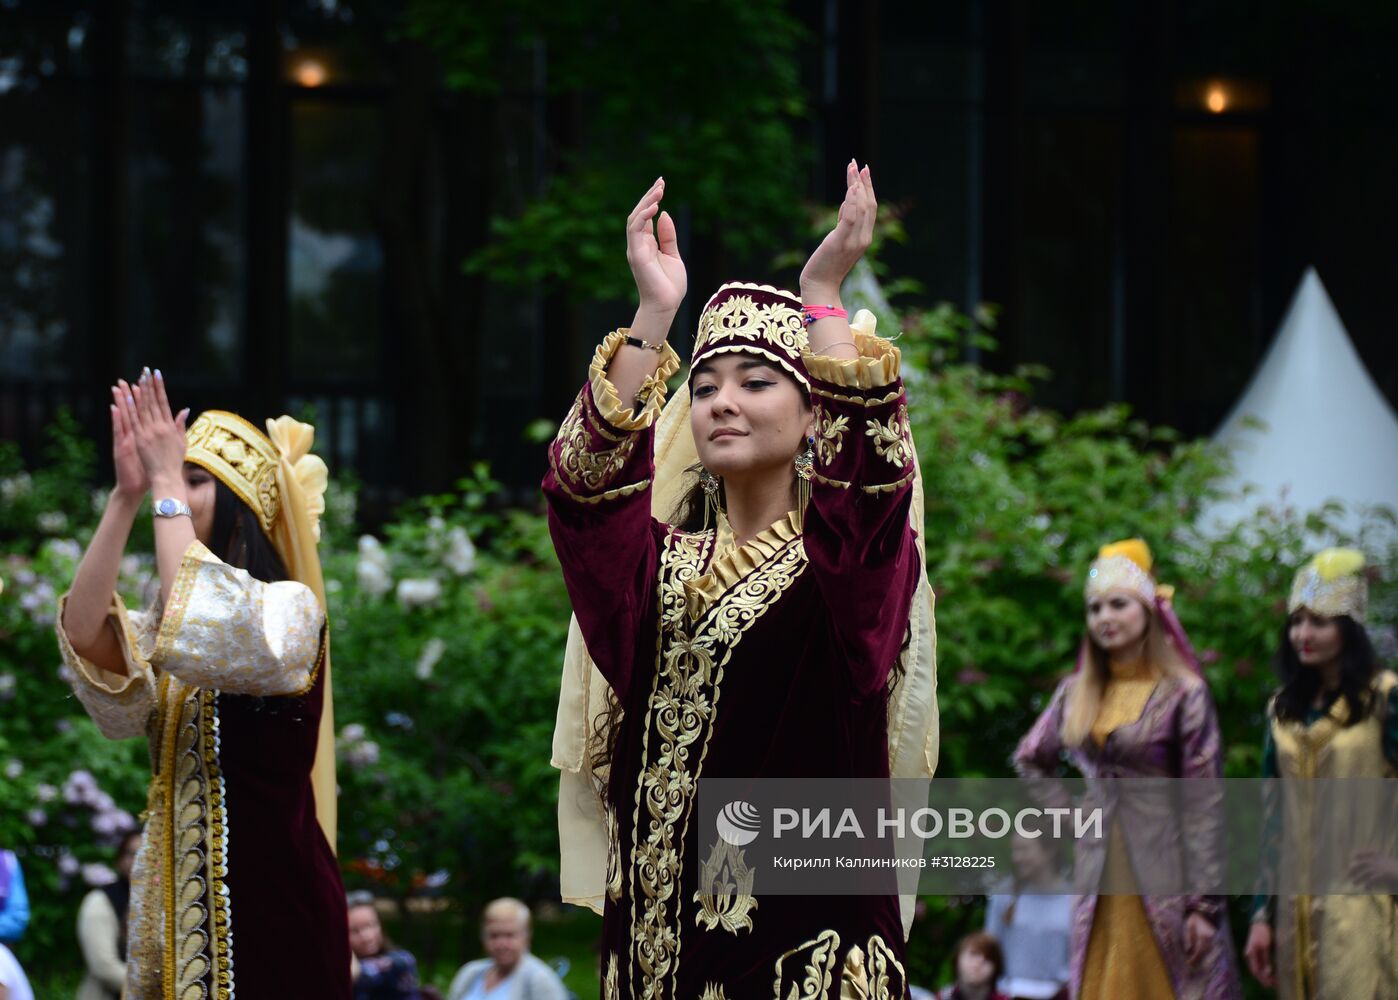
[
  {"x1": 589, "y1": 329, "x2": 682, "y2": 432},
  {"x1": 864, "y1": 406, "x2": 914, "y2": 469},
  {"x1": 803, "y1": 329, "x2": 901, "y2": 389},
  {"x1": 814, "y1": 410, "x2": 850, "y2": 465},
  {"x1": 859, "y1": 471, "x2": 916, "y2": 496}
]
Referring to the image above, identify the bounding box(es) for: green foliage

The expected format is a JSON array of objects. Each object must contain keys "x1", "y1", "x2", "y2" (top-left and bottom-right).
[
  {"x1": 0, "y1": 414, "x2": 152, "y2": 975},
  {"x1": 326, "y1": 465, "x2": 571, "y2": 917},
  {"x1": 405, "y1": 0, "x2": 809, "y2": 297}
]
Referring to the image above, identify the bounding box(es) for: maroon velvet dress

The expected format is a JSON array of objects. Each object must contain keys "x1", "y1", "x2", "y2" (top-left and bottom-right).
[{"x1": 544, "y1": 331, "x2": 921, "y2": 1000}]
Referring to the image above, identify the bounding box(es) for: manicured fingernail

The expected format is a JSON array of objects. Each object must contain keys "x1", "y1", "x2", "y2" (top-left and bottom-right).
[{"x1": 155, "y1": 368, "x2": 162, "y2": 381}]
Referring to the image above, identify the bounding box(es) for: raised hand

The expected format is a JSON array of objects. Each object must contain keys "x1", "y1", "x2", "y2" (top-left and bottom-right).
[
  {"x1": 626, "y1": 178, "x2": 686, "y2": 318},
  {"x1": 110, "y1": 379, "x2": 149, "y2": 501},
  {"x1": 123, "y1": 368, "x2": 190, "y2": 488},
  {"x1": 800, "y1": 160, "x2": 877, "y2": 301}
]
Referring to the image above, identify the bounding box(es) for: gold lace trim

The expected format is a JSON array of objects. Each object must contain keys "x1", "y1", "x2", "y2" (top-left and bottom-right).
[
  {"x1": 589, "y1": 329, "x2": 682, "y2": 432},
  {"x1": 803, "y1": 329, "x2": 901, "y2": 389},
  {"x1": 682, "y1": 511, "x2": 802, "y2": 619}
]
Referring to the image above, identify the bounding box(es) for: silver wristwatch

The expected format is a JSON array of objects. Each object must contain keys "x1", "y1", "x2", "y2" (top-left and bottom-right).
[{"x1": 153, "y1": 497, "x2": 194, "y2": 519}]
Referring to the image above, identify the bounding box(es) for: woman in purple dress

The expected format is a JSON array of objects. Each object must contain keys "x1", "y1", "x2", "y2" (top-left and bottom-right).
[{"x1": 1013, "y1": 540, "x2": 1240, "y2": 1000}]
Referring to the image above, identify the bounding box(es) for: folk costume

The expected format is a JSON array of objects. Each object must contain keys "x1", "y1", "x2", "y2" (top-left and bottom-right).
[
  {"x1": 545, "y1": 284, "x2": 939, "y2": 1000},
  {"x1": 1253, "y1": 549, "x2": 1398, "y2": 1000},
  {"x1": 1013, "y1": 541, "x2": 1241, "y2": 1000},
  {"x1": 57, "y1": 411, "x2": 349, "y2": 999}
]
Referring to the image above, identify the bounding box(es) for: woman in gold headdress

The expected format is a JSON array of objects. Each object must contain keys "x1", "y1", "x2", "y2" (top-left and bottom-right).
[
  {"x1": 1013, "y1": 540, "x2": 1241, "y2": 1000},
  {"x1": 544, "y1": 163, "x2": 939, "y2": 1000},
  {"x1": 56, "y1": 370, "x2": 348, "y2": 998},
  {"x1": 1243, "y1": 549, "x2": 1398, "y2": 999}
]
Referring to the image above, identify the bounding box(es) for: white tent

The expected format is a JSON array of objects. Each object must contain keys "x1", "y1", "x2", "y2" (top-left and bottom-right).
[{"x1": 1210, "y1": 268, "x2": 1398, "y2": 528}]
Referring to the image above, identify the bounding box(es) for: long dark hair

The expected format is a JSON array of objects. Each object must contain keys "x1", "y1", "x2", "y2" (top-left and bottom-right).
[
  {"x1": 209, "y1": 478, "x2": 288, "y2": 584},
  {"x1": 1271, "y1": 615, "x2": 1378, "y2": 726}
]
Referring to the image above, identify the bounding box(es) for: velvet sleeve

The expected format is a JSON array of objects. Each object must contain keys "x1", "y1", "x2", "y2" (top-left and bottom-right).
[
  {"x1": 543, "y1": 330, "x2": 681, "y2": 700},
  {"x1": 1175, "y1": 677, "x2": 1228, "y2": 923},
  {"x1": 151, "y1": 540, "x2": 327, "y2": 697},
  {"x1": 800, "y1": 328, "x2": 921, "y2": 697}
]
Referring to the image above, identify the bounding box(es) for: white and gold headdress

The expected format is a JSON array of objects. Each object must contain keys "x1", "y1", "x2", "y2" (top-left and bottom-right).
[{"x1": 1288, "y1": 548, "x2": 1368, "y2": 622}]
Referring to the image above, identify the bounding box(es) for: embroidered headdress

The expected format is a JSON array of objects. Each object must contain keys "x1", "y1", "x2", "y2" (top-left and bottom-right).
[
  {"x1": 185, "y1": 410, "x2": 338, "y2": 848},
  {"x1": 690, "y1": 282, "x2": 810, "y2": 386},
  {"x1": 1288, "y1": 547, "x2": 1367, "y2": 622},
  {"x1": 1080, "y1": 538, "x2": 1200, "y2": 674}
]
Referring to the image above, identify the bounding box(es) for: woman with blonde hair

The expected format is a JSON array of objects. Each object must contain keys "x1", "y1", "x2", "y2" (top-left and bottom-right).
[
  {"x1": 56, "y1": 370, "x2": 348, "y2": 997},
  {"x1": 1014, "y1": 539, "x2": 1240, "y2": 1000}
]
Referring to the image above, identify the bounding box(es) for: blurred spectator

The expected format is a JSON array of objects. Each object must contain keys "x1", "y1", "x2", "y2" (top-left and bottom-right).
[
  {"x1": 348, "y1": 891, "x2": 422, "y2": 1000},
  {"x1": 983, "y1": 834, "x2": 1072, "y2": 1000},
  {"x1": 76, "y1": 830, "x2": 142, "y2": 1000},
  {"x1": 446, "y1": 899, "x2": 568, "y2": 1000},
  {"x1": 0, "y1": 941, "x2": 34, "y2": 1000},
  {"x1": 936, "y1": 931, "x2": 1010, "y2": 1000},
  {"x1": 0, "y1": 850, "x2": 29, "y2": 943}
]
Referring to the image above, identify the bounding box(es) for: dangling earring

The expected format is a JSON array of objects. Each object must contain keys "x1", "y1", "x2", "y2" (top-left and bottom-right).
[
  {"x1": 698, "y1": 467, "x2": 721, "y2": 531},
  {"x1": 795, "y1": 435, "x2": 814, "y2": 522}
]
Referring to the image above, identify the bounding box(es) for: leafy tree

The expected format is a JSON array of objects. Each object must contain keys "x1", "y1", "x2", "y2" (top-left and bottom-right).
[{"x1": 405, "y1": 0, "x2": 810, "y2": 297}]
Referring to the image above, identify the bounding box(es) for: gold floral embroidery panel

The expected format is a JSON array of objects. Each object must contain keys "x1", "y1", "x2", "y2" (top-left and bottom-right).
[
  {"x1": 555, "y1": 393, "x2": 640, "y2": 493},
  {"x1": 864, "y1": 405, "x2": 913, "y2": 470},
  {"x1": 627, "y1": 528, "x2": 809, "y2": 1000}
]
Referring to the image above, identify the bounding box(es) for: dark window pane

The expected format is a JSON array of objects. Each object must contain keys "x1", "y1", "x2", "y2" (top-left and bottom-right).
[
  {"x1": 126, "y1": 86, "x2": 245, "y2": 379},
  {"x1": 0, "y1": 89, "x2": 90, "y2": 378},
  {"x1": 288, "y1": 101, "x2": 383, "y2": 380}
]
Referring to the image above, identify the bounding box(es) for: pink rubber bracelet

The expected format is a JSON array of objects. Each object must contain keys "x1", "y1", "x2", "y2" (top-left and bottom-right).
[{"x1": 803, "y1": 305, "x2": 848, "y2": 326}]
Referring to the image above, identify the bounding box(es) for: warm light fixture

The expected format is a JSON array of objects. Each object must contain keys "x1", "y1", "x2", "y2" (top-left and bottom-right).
[
  {"x1": 294, "y1": 59, "x2": 327, "y2": 87},
  {"x1": 1205, "y1": 84, "x2": 1228, "y2": 114}
]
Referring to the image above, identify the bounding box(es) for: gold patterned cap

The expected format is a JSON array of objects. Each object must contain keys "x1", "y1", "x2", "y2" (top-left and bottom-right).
[
  {"x1": 691, "y1": 282, "x2": 810, "y2": 387},
  {"x1": 1288, "y1": 548, "x2": 1368, "y2": 622},
  {"x1": 1085, "y1": 538, "x2": 1158, "y2": 604},
  {"x1": 184, "y1": 410, "x2": 282, "y2": 533}
]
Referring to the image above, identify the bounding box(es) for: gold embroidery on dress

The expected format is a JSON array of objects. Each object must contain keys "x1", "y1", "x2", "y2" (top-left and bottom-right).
[
  {"x1": 839, "y1": 945, "x2": 868, "y2": 1000},
  {"x1": 814, "y1": 410, "x2": 850, "y2": 465},
  {"x1": 629, "y1": 528, "x2": 807, "y2": 1000},
  {"x1": 774, "y1": 930, "x2": 841, "y2": 1000},
  {"x1": 865, "y1": 936, "x2": 907, "y2": 1000},
  {"x1": 549, "y1": 472, "x2": 652, "y2": 506},
  {"x1": 604, "y1": 952, "x2": 620, "y2": 1000},
  {"x1": 864, "y1": 406, "x2": 913, "y2": 469},
  {"x1": 165, "y1": 684, "x2": 214, "y2": 999},
  {"x1": 201, "y1": 689, "x2": 235, "y2": 998},
  {"x1": 694, "y1": 837, "x2": 758, "y2": 934},
  {"x1": 556, "y1": 394, "x2": 639, "y2": 492},
  {"x1": 606, "y1": 804, "x2": 623, "y2": 903},
  {"x1": 700, "y1": 984, "x2": 730, "y2": 1000},
  {"x1": 694, "y1": 294, "x2": 805, "y2": 359}
]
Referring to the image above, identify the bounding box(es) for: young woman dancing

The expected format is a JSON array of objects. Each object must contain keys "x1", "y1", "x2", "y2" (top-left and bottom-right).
[{"x1": 545, "y1": 163, "x2": 939, "y2": 1000}]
